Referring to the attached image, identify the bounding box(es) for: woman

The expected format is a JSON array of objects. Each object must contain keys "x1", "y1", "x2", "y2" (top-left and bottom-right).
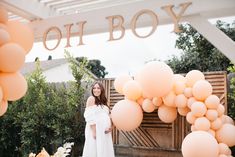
[{"x1": 82, "y1": 82, "x2": 115, "y2": 157}]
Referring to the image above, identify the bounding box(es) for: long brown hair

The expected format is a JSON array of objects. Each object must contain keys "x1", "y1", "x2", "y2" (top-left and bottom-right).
[{"x1": 91, "y1": 81, "x2": 108, "y2": 106}]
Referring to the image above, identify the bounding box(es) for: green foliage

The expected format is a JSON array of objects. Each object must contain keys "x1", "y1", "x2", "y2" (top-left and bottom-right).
[
  {"x1": 0, "y1": 56, "x2": 91, "y2": 156},
  {"x1": 75, "y1": 56, "x2": 108, "y2": 78},
  {"x1": 228, "y1": 65, "x2": 235, "y2": 120},
  {"x1": 166, "y1": 20, "x2": 235, "y2": 73}
]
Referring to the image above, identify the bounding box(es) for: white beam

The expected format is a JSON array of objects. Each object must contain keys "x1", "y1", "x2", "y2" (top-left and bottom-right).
[
  {"x1": 185, "y1": 15, "x2": 235, "y2": 63},
  {"x1": 30, "y1": 0, "x2": 235, "y2": 41},
  {"x1": 0, "y1": 0, "x2": 59, "y2": 20}
]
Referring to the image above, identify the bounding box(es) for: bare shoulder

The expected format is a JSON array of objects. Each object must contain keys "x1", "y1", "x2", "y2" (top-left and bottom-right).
[{"x1": 86, "y1": 96, "x2": 96, "y2": 107}]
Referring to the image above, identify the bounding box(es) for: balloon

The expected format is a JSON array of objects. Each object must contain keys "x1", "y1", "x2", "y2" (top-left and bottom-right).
[
  {"x1": 0, "y1": 100, "x2": 8, "y2": 116},
  {"x1": 0, "y1": 29, "x2": 10, "y2": 46},
  {"x1": 220, "y1": 115, "x2": 234, "y2": 125},
  {"x1": 191, "y1": 101, "x2": 207, "y2": 117},
  {"x1": 6, "y1": 21, "x2": 34, "y2": 53},
  {"x1": 178, "y1": 106, "x2": 190, "y2": 116},
  {"x1": 173, "y1": 74, "x2": 186, "y2": 83},
  {"x1": 205, "y1": 95, "x2": 220, "y2": 109},
  {"x1": 186, "y1": 112, "x2": 196, "y2": 124},
  {"x1": 184, "y1": 87, "x2": 193, "y2": 98},
  {"x1": 0, "y1": 7, "x2": 8, "y2": 23},
  {"x1": 0, "y1": 43, "x2": 26, "y2": 72},
  {"x1": 194, "y1": 117, "x2": 211, "y2": 131},
  {"x1": 0, "y1": 72, "x2": 28, "y2": 101},
  {"x1": 163, "y1": 91, "x2": 176, "y2": 107},
  {"x1": 187, "y1": 97, "x2": 196, "y2": 108},
  {"x1": 173, "y1": 81, "x2": 186, "y2": 95},
  {"x1": 211, "y1": 118, "x2": 223, "y2": 130},
  {"x1": 152, "y1": 97, "x2": 162, "y2": 107},
  {"x1": 207, "y1": 129, "x2": 215, "y2": 137},
  {"x1": 158, "y1": 105, "x2": 177, "y2": 123},
  {"x1": 136, "y1": 96, "x2": 144, "y2": 105},
  {"x1": 182, "y1": 131, "x2": 219, "y2": 157},
  {"x1": 206, "y1": 109, "x2": 218, "y2": 121},
  {"x1": 138, "y1": 61, "x2": 174, "y2": 98},
  {"x1": 192, "y1": 80, "x2": 212, "y2": 101},
  {"x1": 185, "y1": 70, "x2": 205, "y2": 87},
  {"x1": 217, "y1": 104, "x2": 225, "y2": 117},
  {"x1": 218, "y1": 143, "x2": 232, "y2": 156},
  {"x1": 0, "y1": 86, "x2": 3, "y2": 100},
  {"x1": 123, "y1": 80, "x2": 142, "y2": 100},
  {"x1": 216, "y1": 124, "x2": 235, "y2": 147},
  {"x1": 114, "y1": 74, "x2": 132, "y2": 94},
  {"x1": 111, "y1": 99, "x2": 143, "y2": 131},
  {"x1": 174, "y1": 94, "x2": 187, "y2": 108},
  {"x1": 142, "y1": 99, "x2": 155, "y2": 113}
]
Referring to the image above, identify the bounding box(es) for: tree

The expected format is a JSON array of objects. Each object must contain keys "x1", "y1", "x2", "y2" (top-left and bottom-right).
[
  {"x1": 76, "y1": 57, "x2": 108, "y2": 78},
  {"x1": 166, "y1": 20, "x2": 235, "y2": 73}
]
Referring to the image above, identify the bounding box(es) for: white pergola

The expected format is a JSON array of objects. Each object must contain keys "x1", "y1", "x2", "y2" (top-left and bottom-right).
[{"x1": 1, "y1": 0, "x2": 235, "y2": 63}]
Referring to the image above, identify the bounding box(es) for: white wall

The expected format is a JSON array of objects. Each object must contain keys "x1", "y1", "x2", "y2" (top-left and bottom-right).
[{"x1": 43, "y1": 63, "x2": 75, "y2": 82}]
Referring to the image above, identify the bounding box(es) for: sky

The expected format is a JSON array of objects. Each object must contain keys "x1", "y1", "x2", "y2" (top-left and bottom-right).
[{"x1": 26, "y1": 16, "x2": 235, "y2": 78}]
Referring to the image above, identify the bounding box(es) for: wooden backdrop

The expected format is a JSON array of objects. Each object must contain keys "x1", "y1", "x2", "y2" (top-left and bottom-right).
[{"x1": 101, "y1": 71, "x2": 227, "y2": 157}]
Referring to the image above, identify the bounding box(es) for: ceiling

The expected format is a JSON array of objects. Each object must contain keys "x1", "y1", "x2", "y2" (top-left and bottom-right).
[{"x1": 1, "y1": 0, "x2": 143, "y2": 22}]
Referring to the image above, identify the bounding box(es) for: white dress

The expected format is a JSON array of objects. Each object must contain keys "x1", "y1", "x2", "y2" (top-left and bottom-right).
[{"x1": 82, "y1": 105, "x2": 115, "y2": 157}]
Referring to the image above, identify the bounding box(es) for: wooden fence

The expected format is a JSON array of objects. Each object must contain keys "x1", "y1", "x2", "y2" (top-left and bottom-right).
[{"x1": 101, "y1": 71, "x2": 227, "y2": 157}]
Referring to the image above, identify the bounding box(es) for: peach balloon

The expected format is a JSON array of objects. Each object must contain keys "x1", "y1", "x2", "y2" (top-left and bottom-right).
[
  {"x1": 184, "y1": 87, "x2": 193, "y2": 98},
  {"x1": 217, "y1": 104, "x2": 225, "y2": 117},
  {"x1": 192, "y1": 80, "x2": 213, "y2": 101},
  {"x1": 173, "y1": 74, "x2": 186, "y2": 83},
  {"x1": 175, "y1": 94, "x2": 187, "y2": 108},
  {"x1": 152, "y1": 97, "x2": 162, "y2": 107},
  {"x1": 158, "y1": 105, "x2": 177, "y2": 123},
  {"x1": 186, "y1": 112, "x2": 196, "y2": 124},
  {"x1": 0, "y1": 43, "x2": 26, "y2": 72},
  {"x1": 216, "y1": 124, "x2": 235, "y2": 147},
  {"x1": 205, "y1": 95, "x2": 220, "y2": 109},
  {"x1": 0, "y1": 72, "x2": 28, "y2": 101},
  {"x1": 218, "y1": 143, "x2": 232, "y2": 156},
  {"x1": 220, "y1": 115, "x2": 234, "y2": 125},
  {"x1": 191, "y1": 101, "x2": 207, "y2": 117},
  {"x1": 163, "y1": 91, "x2": 176, "y2": 107},
  {"x1": 142, "y1": 99, "x2": 155, "y2": 113},
  {"x1": 178, "y1": 106, "x2": 190, "y2": 116},
  {"x1": 0, "y1": 29, "x2": 10, "y2": 46},
  {"x1": 136, "y1": 96, "x2": 144, "y2": 105},
  {"x1": 211, "y1": 118, "x2": 223, "y2": 130},
  {"x1": 0, "y1": 100, "x2": 8, "y2": 116},
  {"x1": 173, "y1": 81, "x2": 186, "y2": 95},
  {"x1": 0, "y1": 7, "x2": 8, "y2": 23},
  {"x1": 191, "y1": 125, "x2": 196, "y2": 131},
  {"x1": 138, "y1": 61, "x2": 174, "y2": 98},
  {"x1": 114, "y1": 74, "x2": 132, "y2": 94},
  {"x1": 182, "y1": 131, "x2": 219, "y2": 157},
  {"x1": 194, "y1": 117, "x2": 211, "y2": 131},
  {"x1": 123, "y1": 80, "x2": 142, "y2": 101},
  {"x1": 185, "y1": 70, "x2": 205, "y2": 87},
  {"x1": 187, "y1": 97, "x2": 196, "y2": 109},
  {"x1": 207, "y1": 129, "x2": 215, "y2": 137},
  {"x1": 0, "y1": 23, "x2": 7, "y2": 29},
  {"x1": 6, "y1": 21, "x2": 34, "y2": 53},
  {"x1": 206, "y1": 109, "x2": 218, "y2": 121},
  {"x1": 111, "y1": 99, "x2": 143, "y2": 131},
  {"x1": 0, "y1": 86, "x2": 2, "y2": 100}
]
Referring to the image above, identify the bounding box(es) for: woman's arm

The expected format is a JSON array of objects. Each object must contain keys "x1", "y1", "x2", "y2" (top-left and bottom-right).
[
  {"x1": 91, "y1": 124, "x2": 96, "y2": 139},
  {"x1": 86, "y1": 96, "x2": 97, "y2": 139}
]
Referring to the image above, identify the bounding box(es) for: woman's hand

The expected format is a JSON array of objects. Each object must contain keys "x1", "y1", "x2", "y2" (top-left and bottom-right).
[{"x1": 104, "y1": 127, "x2": 112, "y2": 134}]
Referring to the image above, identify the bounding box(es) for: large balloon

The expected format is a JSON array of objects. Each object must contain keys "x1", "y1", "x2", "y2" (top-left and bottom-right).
[
  {"x1": 0, "y1": 7, "x2": 8, "y2": 23},
  {"x1": 0, "y1": 72, "x2": 28, "y2": 101},
  {"x1": 158, "y1": 105, "x2": 177, "y2": 123},
  {"x1": 192, "y1": 80, "x2": 212, "y2": 101},
  {"x1": 216, "y1": 124, "x2": 235, "y2": 147},
  {"x1": 0, "y1": 100, "x2": 8, "y2": 116},
  {"x1": 0, "y1": 29, "x2": 10, "y2": 46},
  {"x1": 114, "y1": 74, "x2": 132, "y2": 94},
  {"x1": 6, "y1": 21, "x2": 34, "y2": 53},
  {"x1": 137, "y1": 61, "x2": 174, "y2": 98},
  {"x1": 182, "y1": 131, "x2": 219, "y2": 157},
  {"x1": 111, "y1": 99, "x2": 143, "y2": 131},
  {"x1": 185, "y1": 70, "x2": 205, "y2": 87},
  {"x1": 0, "y1": 43, "x2": 26, "y2": 72},
  {"x1": 123, "y1": 80, "x2": 142, "y2": 101}
]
